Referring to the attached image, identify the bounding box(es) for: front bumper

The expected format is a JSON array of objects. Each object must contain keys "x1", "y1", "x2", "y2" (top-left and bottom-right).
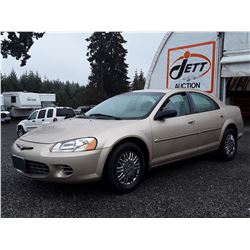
[
  {"x1": 1, "y1": 116, "x2": 11, "y2": 122},
  {"x1": 11, "y1": 139, "x2": 110, "y2": 183}
]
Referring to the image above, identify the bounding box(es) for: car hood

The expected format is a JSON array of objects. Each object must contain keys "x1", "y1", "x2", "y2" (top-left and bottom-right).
[
  {"x1": 19, "y1": 118, "x2": 139, "y2": 144},
  {"x1": 19, "y1": 119, "x2": 28, "y2": 124}
]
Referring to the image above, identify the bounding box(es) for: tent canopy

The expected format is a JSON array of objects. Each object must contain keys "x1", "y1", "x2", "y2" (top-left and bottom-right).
[{"x1": 221, "y1": 32, "x2": 250, "y2": 77}]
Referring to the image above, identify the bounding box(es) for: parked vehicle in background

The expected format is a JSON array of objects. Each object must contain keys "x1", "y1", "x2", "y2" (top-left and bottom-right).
[
  {"x1": 39, "y1": 93, "x2": 56, "y2": 108},
  {"x1": 2, "y1": 92, "x2": 56, "y2": 118},
  {"x1": 12, "y1": 90, "x2": 243, "y2": 192},
  {"x1": 16, "y1": 107, "x2": 76, "y2": 137},
  {"x1": 74, "y1": 105, "x2": 95, "y2": 115},
  {"x1": 1, "y1": 94, "x2": 11, "y2": 123}
]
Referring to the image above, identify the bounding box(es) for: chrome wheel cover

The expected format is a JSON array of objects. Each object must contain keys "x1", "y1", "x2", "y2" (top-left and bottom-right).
[
  {"x1": 225, "y1": 134, "x2": 236, "y2": 156},
  {"x1": 18, "y1": 129, "x2": 24, "y2": 137},
  {"x1": 116, "y1": 151, "x2": 141, "y2": 185}
]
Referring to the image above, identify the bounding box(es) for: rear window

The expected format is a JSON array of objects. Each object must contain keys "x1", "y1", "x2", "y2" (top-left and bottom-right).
[
  {"x1": 56, "y1": 108, "x2": 75, "y2": 117},
  {"x1": 190, "y1": 93, "x2": 219, "y2": 113},
  {"x1": 38, "y1": 109, "x2": 46, "y2": 119},
  {"x1": 47, "y1": 109, "x2": 53, "y2": 118}
]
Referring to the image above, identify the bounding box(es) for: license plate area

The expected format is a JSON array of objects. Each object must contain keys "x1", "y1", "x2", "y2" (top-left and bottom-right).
[{"x1": 12, "y1": 155, "x2": 26, "y2": 172}]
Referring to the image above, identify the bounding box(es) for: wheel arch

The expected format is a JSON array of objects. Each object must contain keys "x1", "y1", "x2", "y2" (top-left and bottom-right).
[
  {"x1": 17, "y1": 121, "x2": 27, "y2": 133},
  {"x1": 102, "y1": 136, "x2": 151, "y2": 176},
  {"x1": 17, "y1": 124, "x2": 24, "y2": 130},
  {"x1": 219, "y1": 120, "x2": 238, "y2": 144}
]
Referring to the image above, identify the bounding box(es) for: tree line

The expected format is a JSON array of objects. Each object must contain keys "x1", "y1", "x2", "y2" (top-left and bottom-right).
[
  {"x1": 1, "y1": 32, "x2": 146, "y2": 108},
  {"x1": 1, "y1": 69, "x2": 146, "y2": 108}
]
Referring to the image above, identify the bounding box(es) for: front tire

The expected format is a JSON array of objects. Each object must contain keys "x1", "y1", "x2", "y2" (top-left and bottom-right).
[
  {"x1": 105, "y1": 142, "x2": 146, "y2": 193},
  {"x1": 17, "y1": 126, "x2": 25, "y2": 137},
  {"x1": 218, "y1": 128, "x2": 237, "y2": 161}
]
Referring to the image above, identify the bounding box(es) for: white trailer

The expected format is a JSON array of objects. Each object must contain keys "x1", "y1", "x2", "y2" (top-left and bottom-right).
[
  {"x1": 2, "y1": 92, "x2": 56, "y2": 117},
  {"x1": 1, "y1": 94, "x2": 11, "y2": 122},
  {"x1": 39, "y1": 93, "x2": 56, "y2": 107},
  {"x1": 146, "y1": 32, "x2": 250, "y2": 119}
]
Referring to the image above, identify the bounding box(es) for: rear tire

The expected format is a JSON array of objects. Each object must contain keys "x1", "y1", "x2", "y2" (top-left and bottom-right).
[
  {"x1": 218, "y1": 128, "x2": 237, "y2": 161},
  {"x1": 17, "y1": 126, "x2": 25, "y2": 137},
  {"x1": 105, "y1": 142, "x2": 146, "y2": 193}
]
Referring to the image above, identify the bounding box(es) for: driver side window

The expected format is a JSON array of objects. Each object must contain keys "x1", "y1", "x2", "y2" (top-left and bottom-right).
[
  {"x1": 161, "y1": 93, "x2": 191, "y2": 117},
  {"x1": 29, "y1": 111, "x2": 38, "y2": 120}
]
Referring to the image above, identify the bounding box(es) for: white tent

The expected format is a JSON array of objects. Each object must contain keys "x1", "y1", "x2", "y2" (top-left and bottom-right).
[
  {"x1": 221, "y1": 32, "x2": 250, "y2": 78},
  {"x1": 146, "y1": 32, "x2": 250, "y2": 98}
]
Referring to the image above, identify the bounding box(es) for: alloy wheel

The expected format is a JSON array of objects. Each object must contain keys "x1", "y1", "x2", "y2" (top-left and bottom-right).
[
  {"x1": 225, "y1": 134, "x2": 236, "y2": 157},
  {"x1": 115, "y1": 151, "x2": 141, "y2": 185}
]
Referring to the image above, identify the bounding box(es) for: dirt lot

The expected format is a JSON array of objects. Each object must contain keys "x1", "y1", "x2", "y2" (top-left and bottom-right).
[{"x1": 1, "y1": 120, "x2": 250, "y2": 217}]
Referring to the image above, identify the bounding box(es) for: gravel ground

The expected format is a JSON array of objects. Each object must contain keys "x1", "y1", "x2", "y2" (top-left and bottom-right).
[{"x1": 1, "y1": 120, "x2": 250, "y2": 218}]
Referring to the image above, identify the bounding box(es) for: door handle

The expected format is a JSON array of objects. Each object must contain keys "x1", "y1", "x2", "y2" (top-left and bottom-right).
[
  {"x1": 42, "y1": 119, "x2": 45, "y2": 121},
  {"x1": 188, "y1": 120, "x2": 195, "y2": 124},
  {"x1": 220, "y1": 115, "x2": 224, "y2": 118},
  {"x1": 32, "y1": 120, "x2": 35, "y2": 122}
]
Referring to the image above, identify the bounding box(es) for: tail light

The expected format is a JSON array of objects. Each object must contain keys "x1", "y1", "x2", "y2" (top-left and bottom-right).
[{"x1": 53, "y1": 118, "x2": 57, "y2": 122}]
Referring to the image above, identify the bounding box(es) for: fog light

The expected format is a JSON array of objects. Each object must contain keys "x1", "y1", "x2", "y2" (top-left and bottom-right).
[{"x1": 56, "y1": 165, "x2": 73, "y2": 177}]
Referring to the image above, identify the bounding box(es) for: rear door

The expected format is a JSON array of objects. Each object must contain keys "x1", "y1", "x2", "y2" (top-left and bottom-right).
[
  {"x1": 44, "y1": 108, "x2": 54, "y2": 124},
  {"x1": 151, "y1": 92, "x2": 200, "y2": 166},
  {"x1": 187, "y1": 92, "x2": 225, "y2": 151}
]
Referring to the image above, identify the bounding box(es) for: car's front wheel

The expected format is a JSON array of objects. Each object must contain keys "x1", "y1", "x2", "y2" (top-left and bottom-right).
[
  {"x1": 218, "y1": 128, "x2": 237, "y2": 161},
  {"x1": 17, "y1": 126, "x2": 25, "y2": 137},
  {"x1": 105, "y1": 142, "x2": 146, "y2": 192}
]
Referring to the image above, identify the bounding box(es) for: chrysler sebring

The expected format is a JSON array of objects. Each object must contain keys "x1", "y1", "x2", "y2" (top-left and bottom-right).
[{"x1": 11, "y1": 89, "x2": 244, "y2": 192}]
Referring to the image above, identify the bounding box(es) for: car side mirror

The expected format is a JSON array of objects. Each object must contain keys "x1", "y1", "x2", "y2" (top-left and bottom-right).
[{"x1": 154, "y1": 109, "x2": 177, "y2": 120}]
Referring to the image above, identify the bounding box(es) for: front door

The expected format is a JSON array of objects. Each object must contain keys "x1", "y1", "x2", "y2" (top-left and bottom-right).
[
  {"x1": 36, "y1": 109, "x2": 47, "y2": 127},
  {"x1": 151, "y1": 93, "x2": 199, "y2": 166},
  {"x1": 25, "y1": 110, "x2": 38, "y2": 131}
]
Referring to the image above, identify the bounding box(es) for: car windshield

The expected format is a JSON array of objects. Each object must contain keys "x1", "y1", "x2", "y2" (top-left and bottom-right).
[
  {"x1": 1, "y1": 105, "x2": 6, "y2": 111},
  {"x1": 85, "y1": 92, "x2": 165, "y2": 119}
]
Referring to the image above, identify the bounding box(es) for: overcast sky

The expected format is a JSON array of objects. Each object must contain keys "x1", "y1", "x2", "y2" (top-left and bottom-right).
[{"x1": 2, "y1": 32, "x2": 165, "y2": 85}]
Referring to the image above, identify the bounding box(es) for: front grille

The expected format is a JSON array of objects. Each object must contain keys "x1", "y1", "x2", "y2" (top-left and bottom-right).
[{"x1": 25, "y1": 160, "x2": 49, "y2": 176}]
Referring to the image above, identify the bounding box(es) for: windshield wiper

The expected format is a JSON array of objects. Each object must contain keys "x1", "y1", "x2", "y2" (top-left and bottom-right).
[{"x1": 88, "y1": 113, "x2": 121, "y2": 120}]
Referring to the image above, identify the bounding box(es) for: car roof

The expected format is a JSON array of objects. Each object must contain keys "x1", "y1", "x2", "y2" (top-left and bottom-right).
[
  {"x1": 33, "y1": 106, "x2": 73, "y2": 111},
  {"x1": 132, "y1": 89, "x2": 170, "y2": 94},
  {"x1": 133, "y1": 88, "x2": 214, "y2": 95}
]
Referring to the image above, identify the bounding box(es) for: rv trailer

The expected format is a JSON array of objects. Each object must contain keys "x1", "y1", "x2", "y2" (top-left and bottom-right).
[
  {"x1": 2, "y1": 92, "x2": 56, "y2": 117},
  {"x1": 39, "y1": 93, "x2": 56, "y2": 108}
]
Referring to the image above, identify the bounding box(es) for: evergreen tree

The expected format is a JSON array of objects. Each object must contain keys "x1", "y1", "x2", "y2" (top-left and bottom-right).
[
  {"x1": 86, "y1": 32, "x2": 130, "y2": 102},
  {"x1": 131, "y1": 70, "x2": 139, "y2": 90},
  {"x1": 1, "y1": 70, "x2": 19, "y2": 91},
  {"x1": 131, "y1": 69, "x2": 146, "y2": 90},
  {"x1": 138, "y1": 70, "x2": 146, "y2": 89}
]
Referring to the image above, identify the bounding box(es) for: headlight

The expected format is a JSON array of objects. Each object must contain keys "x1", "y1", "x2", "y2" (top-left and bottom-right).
[{"x1": 51, "y1": 137, "x2": 97, "y2": 153}]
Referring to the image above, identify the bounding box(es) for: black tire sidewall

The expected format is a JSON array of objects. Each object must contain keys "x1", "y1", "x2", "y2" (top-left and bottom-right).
[
  {"x1": 219, "y1": 128, "x2": 237, "y2": 161},
  {"x1": 106, "y1": 142, "x2": 146, "y2": 192}
]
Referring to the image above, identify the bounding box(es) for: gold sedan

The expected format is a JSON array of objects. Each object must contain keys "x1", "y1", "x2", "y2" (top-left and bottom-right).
[{"x1": 11, "y1": 89, "x2": 244, "y2": 192}]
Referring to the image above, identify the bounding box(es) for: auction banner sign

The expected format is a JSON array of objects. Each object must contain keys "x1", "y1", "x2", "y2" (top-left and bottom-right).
[{"x1": 166, "y1": 41, "x2": 216, "y2": 93}]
